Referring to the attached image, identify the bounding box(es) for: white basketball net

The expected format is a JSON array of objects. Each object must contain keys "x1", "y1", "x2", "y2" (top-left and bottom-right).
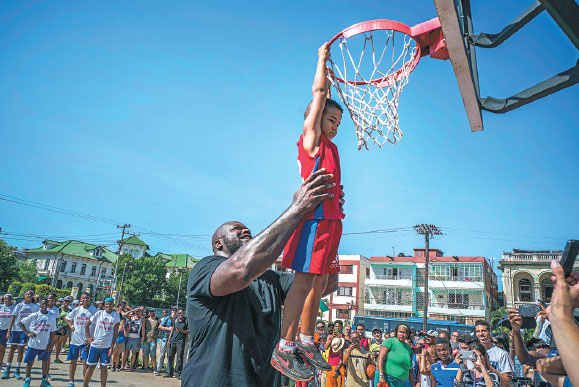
[{"x1": 328, "y1": 30, "x2": 418, "y2": 150}]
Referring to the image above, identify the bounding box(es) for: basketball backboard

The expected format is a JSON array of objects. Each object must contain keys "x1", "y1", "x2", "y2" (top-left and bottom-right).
[
  {"x1": 433, "y1": 0, "x2": 483, "y2": 132},
  {"x1": 434, "y1": 0, "x2": 579, "y2": 133}
]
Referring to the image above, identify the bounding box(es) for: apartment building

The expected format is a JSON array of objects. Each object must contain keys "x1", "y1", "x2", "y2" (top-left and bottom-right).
[{"x1": 366, "y1": 249, "x2": 497, "y2": 325}]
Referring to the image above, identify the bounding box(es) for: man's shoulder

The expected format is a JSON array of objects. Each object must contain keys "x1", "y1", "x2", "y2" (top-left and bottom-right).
[
  {"x1": 488, "y1": 345, "x2": 509, "y2": 357},
  {"x1": 190, "y1": 255, "x2": 226, "y2": 275}
]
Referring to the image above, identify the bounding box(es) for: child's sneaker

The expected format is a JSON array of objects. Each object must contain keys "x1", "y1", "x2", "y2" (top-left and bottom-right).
[
  {"x1": 296, "y1": 341, "x2": 331, "y2": 371},
  {"x1": 271, "y1": 347, "x2": 314, "y2": 382},
  {"x1": 22, "y1": 376, "x2": 31, "y2": 387},
  {"x1": 67, "y1": 381, "x2": 75, "y2": 387},
  {"x1": 1, "y1": 367, "x2": 10, "y2": 379},
  {"x1": 40, "y1": 376, "x2": 52, "y2": 387},
  {"x1": 14, "y1": 369, "x2": 22, "y2": 380},
  {"x1": 45, "y1": 373, "x2": 53, "y2": 381}
]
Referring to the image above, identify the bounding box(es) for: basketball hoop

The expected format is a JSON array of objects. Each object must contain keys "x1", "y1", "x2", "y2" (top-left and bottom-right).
[{"x1": 327, "y1": 18, "x2": 447, "y2": 150}]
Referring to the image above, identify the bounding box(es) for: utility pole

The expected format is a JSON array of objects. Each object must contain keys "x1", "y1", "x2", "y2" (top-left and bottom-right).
[
  {"x1": 414, "y1": 224, "x2": 442, "y2": 332},
  {"x1": 111, "y1": 224, "x2": 131, "y2": 297},
  {"x1": 176, "y1": 268, "x2": 184, "y2": 309}
]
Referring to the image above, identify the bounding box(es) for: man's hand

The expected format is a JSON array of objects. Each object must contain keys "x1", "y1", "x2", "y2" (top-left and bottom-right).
[
  {"x1": 547, "y1": 260, "x2": 579, "y2": 320},
  {"x1": 318, "y1": 42, "x2": 330, "y2": 64},
  {"x1": 508, "y1": 308, "x2": 523, "y2": 331},
  {"x1": 26, "y1": 332, "x2": 36, "y2": 338},
  {"x1": 291, "y1": 169, "x2": 335, "y2": 215},
  {"x1": 70, "y1": 325, "x2": 76, "y2": 331},
  {"x1": 339, "y1": 185, "x2": 345, "y2": 213}
]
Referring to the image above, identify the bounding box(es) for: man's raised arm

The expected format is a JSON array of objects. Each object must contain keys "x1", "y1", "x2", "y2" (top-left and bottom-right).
[{"x1": 210, "y1": 169, "x2": 335, "y2": 297}]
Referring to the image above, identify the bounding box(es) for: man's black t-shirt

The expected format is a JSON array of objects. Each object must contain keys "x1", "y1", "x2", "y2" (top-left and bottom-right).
[
  {"x1": 171, "y1": 318, "x2": 188, "y2": 345},
  {"x1": 181, "y1": 255, "x2": 294, "y2": 386}
]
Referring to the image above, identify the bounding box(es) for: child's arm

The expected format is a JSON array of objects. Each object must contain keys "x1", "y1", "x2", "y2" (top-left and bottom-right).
[{"x1": 302, "y1": 43, "x2": 331, "y2": 156}]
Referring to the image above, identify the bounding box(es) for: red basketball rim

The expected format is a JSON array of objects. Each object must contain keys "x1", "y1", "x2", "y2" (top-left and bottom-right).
[{"x1": 328, "y1": 19, "x2": 422, "y2": 86}]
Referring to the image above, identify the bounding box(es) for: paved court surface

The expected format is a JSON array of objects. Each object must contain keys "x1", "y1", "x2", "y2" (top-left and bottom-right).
[{"x1": 0, "y1": 361, "x2": 180, "y2": 387}]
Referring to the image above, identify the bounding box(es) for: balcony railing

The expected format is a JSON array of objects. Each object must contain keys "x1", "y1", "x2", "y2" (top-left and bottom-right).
[
  {"x1": 430, "y1": 275, "x2": 483, "y2": 282},
  {"x1": 365, "y1": 296, "x2": 413, "y2": 306},
  {"x1": 430, "y1": 303, "x2": 484, "y2": 310},
  {"x1": 369, "y1": 274, "x2": 413, "y2": 280},
  {"x1": 502, "y1": 254, "x2": 561, "y2": 262}
]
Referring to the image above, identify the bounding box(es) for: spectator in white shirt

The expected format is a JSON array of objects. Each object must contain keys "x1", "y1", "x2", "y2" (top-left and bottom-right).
[
  {"x1": 83, "y1": 298, "x2": 120, "y2": 387},
  {"x1": 19, "y1": 298, "x2": 58, "y2": 387},
  {"x1": 474, "y1": 320, "x2": 513, "y2": 387}
]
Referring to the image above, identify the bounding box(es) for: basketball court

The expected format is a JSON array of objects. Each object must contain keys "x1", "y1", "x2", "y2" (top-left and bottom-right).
[{"x1": 325, "y1": 0, "x2": 578, "y2": 149}]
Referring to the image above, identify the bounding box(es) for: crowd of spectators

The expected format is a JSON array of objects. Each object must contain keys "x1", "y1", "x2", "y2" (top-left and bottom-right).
[
  {"x1": 0, "y1": 290, "x2": 189, "y2": 386},
  {"x1": 280, "y1": 261, "x2": 578, "y2": 387}
]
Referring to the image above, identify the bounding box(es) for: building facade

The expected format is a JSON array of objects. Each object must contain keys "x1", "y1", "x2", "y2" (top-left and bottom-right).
[
  {"x1": 499, "y1": 248, "x2": 579, "y2": 307},
  {"x1": 365, "y1": 249, "x2": 497, "y2": 325},
  {"x1": 26, "y1": 240, "x2": 118, "y2": 297}
]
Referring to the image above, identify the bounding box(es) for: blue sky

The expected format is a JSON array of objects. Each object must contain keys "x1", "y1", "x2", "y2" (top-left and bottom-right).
[{"x1": 1, "y1": 0, "x2": 577, "y2": 288}]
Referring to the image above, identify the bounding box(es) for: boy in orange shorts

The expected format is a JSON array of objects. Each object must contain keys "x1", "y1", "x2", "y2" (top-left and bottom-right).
[{"x1": 271, "y1": 42, "x2": 344, "y2": 382}]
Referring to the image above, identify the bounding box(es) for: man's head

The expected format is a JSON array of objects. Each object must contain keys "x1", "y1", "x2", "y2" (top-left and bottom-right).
[
  {"x1": 356, "y1": 324, "x2": 365, "y2": 337},
  {"x1": 458, "y1": 335, "x2": 472, "y2": 351},
  {"x1": 350, "y1": 331, "x2": 360, "y2": 346},
  {"x1": 304, "y1": 99, "x2": 343, "y2": 142},
  {"x1": 212, "y1": 221, "x2": 252, "y2": 257},
  {"x1": 451, "y1": 331, "x2": 460, "y2": 343},
  {"x1": 162, "y1": 310, "x2": 169, "y2": 318},
  {"x1": 39, "y1": 298, "x2": 48, "y2": 313},
  {"x1": 334, "y1": 320, "x2": 343, "y2": 333},
  {"x1": 177, "y1": 309, "x2": 185, "y2": 321},
  {"x1": 24, "y1": 290, "x2": 34, "y2": 303},
  {"x1": 148, "y1": 309, "x2": 156, "y2": 318},
  {"x1": 104, "y1": 298, "x2": 115, "y2": 313},
  {"x1": 47, "y1": 293, "x2": 57, "y2": 307},
  {"x1": 316, "y1": 321, "x2": 326, "y2": 335},
  {"x1": 438, "y1": 331, "x2": 450, "y2": 341},
  {"x1": 435, "y1": 338, "x2": 451, "y2": 362},
  {"x1": 474, "y1": 320, "x2": 491, "y2": 348},
  {"x1": 171, "y1": 307, "x2": 178, "y2": 318},
  {"x1": 372, "y1": 328, "x2": 382, "y2": 341},
  {"x1": 3, "y1": 293, "x2": 13, "y2": 306}
]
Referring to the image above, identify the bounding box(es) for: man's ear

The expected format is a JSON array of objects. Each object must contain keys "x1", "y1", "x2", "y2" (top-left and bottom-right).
[{"x1": 214, "y1": 239, "x2": 224, "y2": 251}]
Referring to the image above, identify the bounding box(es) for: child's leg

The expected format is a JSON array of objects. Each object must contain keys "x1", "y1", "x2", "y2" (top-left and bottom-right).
[
  {"x1": 300, "y1": 274, "x2": 329, "y2": 337},
  {"x1": 280, "y1": 272, "x2": 316, "y2": 342}
]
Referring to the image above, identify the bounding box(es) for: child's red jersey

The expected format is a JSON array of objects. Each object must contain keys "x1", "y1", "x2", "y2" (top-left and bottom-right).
[{"x1": 297, "y1": 134, "x2": 345, "y2": 220}]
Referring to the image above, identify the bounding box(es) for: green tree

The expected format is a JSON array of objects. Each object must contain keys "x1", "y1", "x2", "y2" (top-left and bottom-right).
[
  {"x1": 166, "y1": 268, "x2": 191, "y2": 307},
  {"x1": 17, "y1": 259, "x2": 38, "y2": 283},
  {"x1": 119, "y1": 254, "x2": 167, "y2": 306},
  {"x1": 0, "y1": 239, "x2": 19, "y2": 291}
]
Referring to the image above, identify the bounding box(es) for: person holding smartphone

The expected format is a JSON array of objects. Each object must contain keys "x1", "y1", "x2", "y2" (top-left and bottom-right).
[{"x1": 454, "y1": 342, "x2": 500, "y2": 387}]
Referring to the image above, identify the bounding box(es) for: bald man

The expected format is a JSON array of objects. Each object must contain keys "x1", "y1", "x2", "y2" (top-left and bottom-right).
[{"x1": 181, "y1": 169, "x2": 340, "y2": 386}]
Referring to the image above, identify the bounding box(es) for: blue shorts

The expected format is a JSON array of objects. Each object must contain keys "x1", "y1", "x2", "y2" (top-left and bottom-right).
[
  {"x1": 87, "y1": 346, "x2": 111, "y2": 366},
  {"x1": 0, "y1": 329, "x2": 8, "y2": 346},
  {"x1": 8, "y1": 331, "x2": 28, "y2": 346},
  {"x1": 24, "y1": 347, "x2": 50, "y2": 363},
  {"x1": 68, "y1": 344, "x2": 90, "y2": 361}
]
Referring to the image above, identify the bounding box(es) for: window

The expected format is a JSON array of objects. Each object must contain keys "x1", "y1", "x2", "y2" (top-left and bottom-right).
[
  {"x1": 80, "y1": 264, "x2": 86, "y2": 275},
  {"x1": 60, "y1": 261, "x2": 67, "y2": 272},
  {"x1": 77, "y1": 282, "x2": 83, "y2": 291},
  {"x1": 91, "y1": 266, "x2": 97, "y2": 277},
  {"x1": 71, "y1": 262, "x2": 77, "y2": 273},
  {"x1": 449, "y1": 292, "x2": 469, "y2": 308},
  {"x1": 336, "y1": 309, "x2": 350, "y2": 319},
  {"x1": 43, "y1": 259, "x2": 49, "y2": 270},
  {"x1": 366, "y1": 268, "x2": 370, "y2": 278},
  {"x1": 102, "y1": 268, "x2": 107, "y2": 276},
  {"x1": 94, "y1": 249, "x2": 101, "y2": 258},
  {"x1": 56, "y1": 280, "x2": 63, "y2": 289},
  {"x1": 340, "y1": 265, "x2": 353, "y2": 274},
  {"x1": 337, "y1": 287, "x2": 353, "y2": 296},
  {"x1": 519, "y1": 279, "x2": 533, "y2": 302},
  {"x1": 66, "y1": 281, "x2": 73, "y2": 289}
]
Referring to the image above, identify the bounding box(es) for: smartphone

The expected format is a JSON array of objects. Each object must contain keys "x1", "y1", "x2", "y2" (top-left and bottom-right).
[
  {"x1": 459, "y1": 350, "x2": 476, "y2": 361},
  {"x1": 560, "y1": 240, "x2": 579, "y2": 277},
  {"x1": 518, "y1": 304, "x2": 541, "y2": 318}
]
